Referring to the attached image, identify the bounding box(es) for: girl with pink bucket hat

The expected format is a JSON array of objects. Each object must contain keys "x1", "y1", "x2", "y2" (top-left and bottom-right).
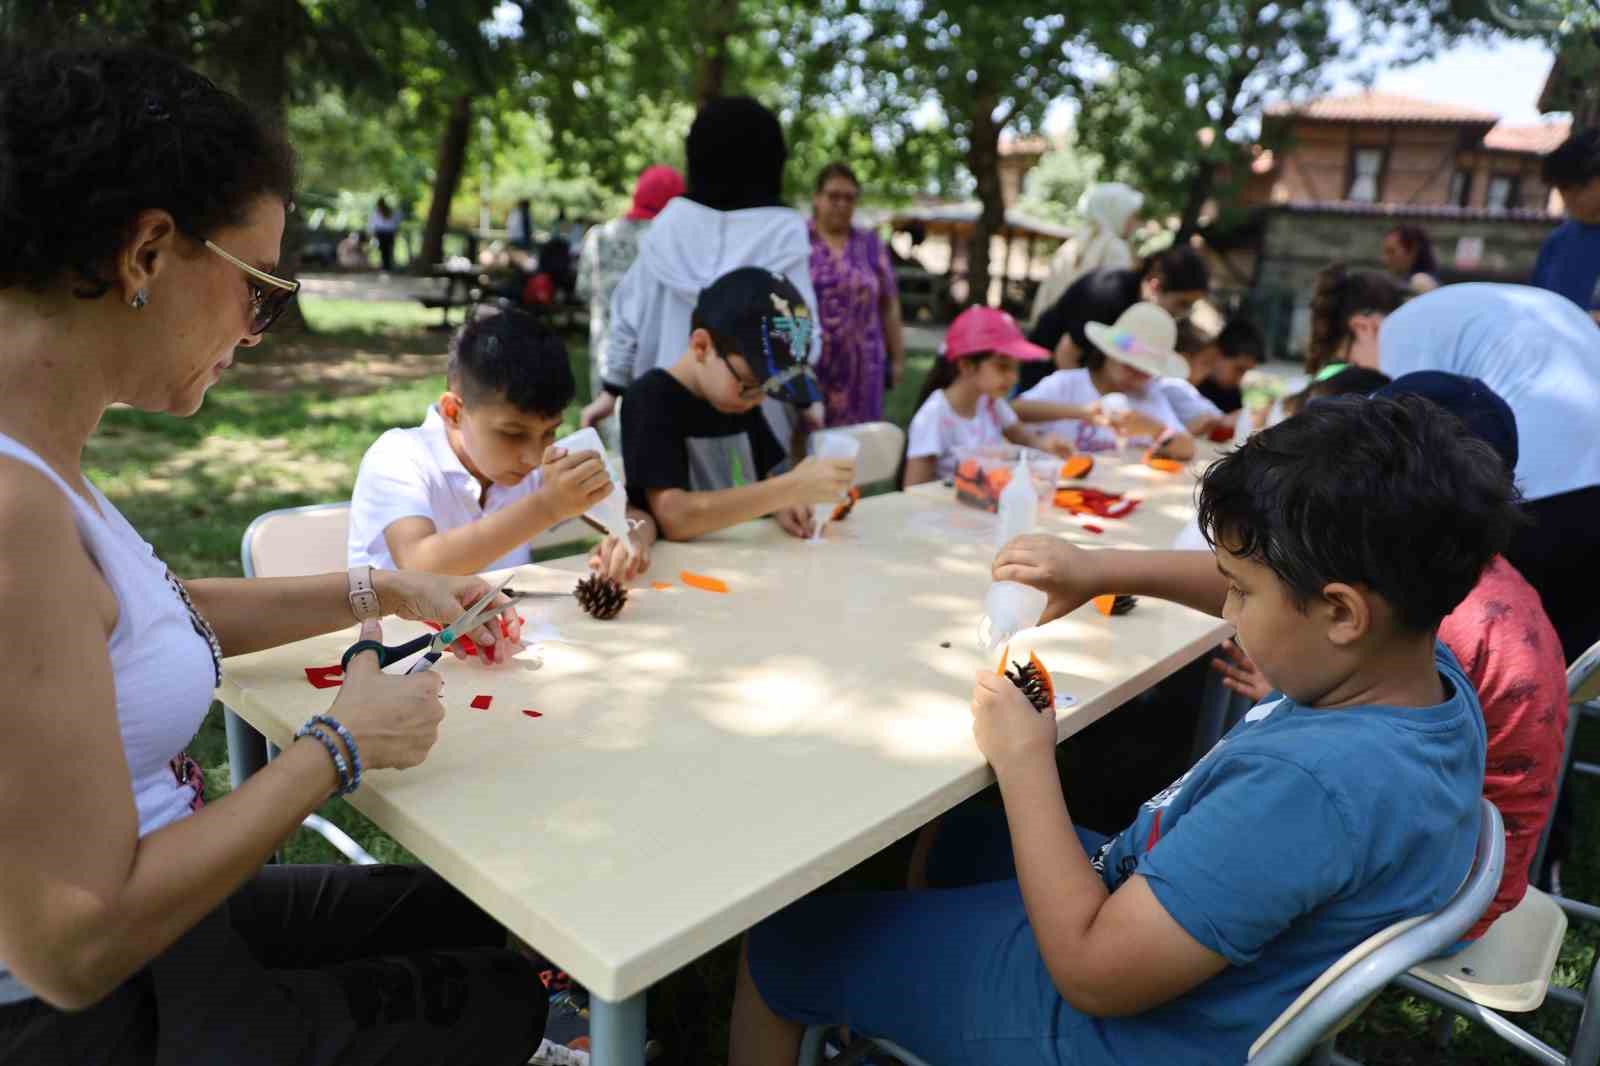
[
  {"x1": 903, "y1": 306, "x2": 1076, "y2": 486},
  {"x1": 1012, "y1": 301, "x2": 1198, "y2": 459}
]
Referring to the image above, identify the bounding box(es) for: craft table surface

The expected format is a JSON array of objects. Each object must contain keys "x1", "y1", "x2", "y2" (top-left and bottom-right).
[{"x1": 219, "y1": 450, "x2": 1231, "y2": 1002}]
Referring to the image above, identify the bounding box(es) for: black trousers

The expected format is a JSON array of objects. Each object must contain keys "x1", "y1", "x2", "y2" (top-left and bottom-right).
[
  {"x1": 1507, "y1": 485, "x2": 1600, "y2": 665},
  {"x1": 0, "y1": 865, "x2": 546, "y2": 1066},
  {"x1": 374, "y1": 231, "x2": 397, "y2": 272}
]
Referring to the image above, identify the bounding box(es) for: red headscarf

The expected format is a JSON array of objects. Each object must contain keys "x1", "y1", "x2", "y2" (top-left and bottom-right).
[{"x1": 626, "y1": 164, "x2": 685, "y2": 221}]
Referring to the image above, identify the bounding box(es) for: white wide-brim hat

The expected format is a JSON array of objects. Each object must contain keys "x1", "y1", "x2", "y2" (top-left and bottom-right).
[{"x1": 1084, "y1": 301, "x2": 1188, "y2": 379}]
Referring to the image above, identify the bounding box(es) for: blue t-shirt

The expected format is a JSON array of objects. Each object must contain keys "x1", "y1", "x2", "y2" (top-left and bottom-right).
[
  {"x1": 1532, "y1": 220, "x2": 1600, "y2": 312},
  {"x1": 1074, "y1": 644, "x2": 1486, "y2": 1066}
]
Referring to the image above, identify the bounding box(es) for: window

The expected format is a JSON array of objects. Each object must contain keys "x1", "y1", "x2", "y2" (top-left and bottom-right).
[
  {"x1": 1486, "y1": 175, "x2": 1521, "y2": 211},
  {"x1": 1447, "y1": 169, "x2": 1472, "y2": 207},
  {"x1": 1346, "y1": 148, "x2": 1386, "y2": 203}
]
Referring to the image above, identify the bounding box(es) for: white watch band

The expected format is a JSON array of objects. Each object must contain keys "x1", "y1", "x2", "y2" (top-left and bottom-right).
[{"x1": 347, "y1": 565, "x2": 381, "y2": 622}]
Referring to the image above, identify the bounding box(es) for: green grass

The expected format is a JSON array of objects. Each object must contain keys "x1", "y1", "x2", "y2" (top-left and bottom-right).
[{"x1": 87, "y1": 295, "x2": 1600, "y2": 1064}]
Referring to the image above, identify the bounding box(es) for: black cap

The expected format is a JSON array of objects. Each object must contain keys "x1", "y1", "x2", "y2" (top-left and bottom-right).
[
  {"x1": 1374, "y1": 371, "x2": 1519, "y2": 473},
  {"x1": 693, "y1": 267, "x2": 821, "y2": 407}
]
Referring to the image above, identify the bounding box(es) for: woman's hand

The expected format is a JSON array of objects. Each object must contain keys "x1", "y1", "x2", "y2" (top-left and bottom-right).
[
  {"x1": 1211, "y1": 639, "x2": 1272, "y2": 702},
  {"x1": 992, "y1": 534, "x2": 1104, "y2": 625},
  {"x1": 970, "y1": 669, "x2": 1057, "y2": 777},
  {"x1": 376, "y1": 571, "x2": 523, "y2": 663},
  {"x1": 1039, "y1": 433, "x2": 1076, "y2": 459},
  {"x1": 774, "y1": 506, "x2": 813, "y2": 539},
  {"x1": 328, "y1": 619, "x2": 446, "y2": 771}
]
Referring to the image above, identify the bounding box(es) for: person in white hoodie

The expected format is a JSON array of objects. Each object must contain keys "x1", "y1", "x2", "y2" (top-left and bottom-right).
[{"x1": 580, "y1": 96, "x2": 823, "y2": 453}]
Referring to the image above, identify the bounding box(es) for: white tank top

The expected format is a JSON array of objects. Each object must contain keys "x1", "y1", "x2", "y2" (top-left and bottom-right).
[{"x1": 0, "y1": 434, "x2": 220, "y2": 1003}]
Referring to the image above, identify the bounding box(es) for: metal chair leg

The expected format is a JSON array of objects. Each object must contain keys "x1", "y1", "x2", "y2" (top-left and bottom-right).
[{"x1": 224, "y1": 705, "x2": 268, "y2": 790}]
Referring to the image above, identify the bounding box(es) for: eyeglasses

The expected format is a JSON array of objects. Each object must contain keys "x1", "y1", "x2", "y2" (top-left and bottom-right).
[
  {"x1": 205, "y1": 240, "x2": 300, "y2": 334},
  {"x1": 716, "y1": 351, "x2": 767, "y2": 400}
]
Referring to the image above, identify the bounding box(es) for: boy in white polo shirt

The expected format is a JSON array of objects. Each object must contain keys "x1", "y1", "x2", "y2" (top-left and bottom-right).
[{"x1": 349, "y1": 309, "x2": 657, "y2": 593}]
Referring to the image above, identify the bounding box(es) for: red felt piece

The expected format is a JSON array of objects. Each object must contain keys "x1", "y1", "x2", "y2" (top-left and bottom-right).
[
  {"x1": 521, "y1": 709, "x2": 544, "y2": 719},
  {"x1": 305, "y1": 665, "x2": 344, "y2": 689},
  {"x1": 1083, "y1": 524, "x2": 1105, "y2": 534},
  {"x1": 470, "y1": 694, "x2": 493, "y2": 710},
  {"x1": 425, "y1": 616, "x2": 514, "y2": 658}
]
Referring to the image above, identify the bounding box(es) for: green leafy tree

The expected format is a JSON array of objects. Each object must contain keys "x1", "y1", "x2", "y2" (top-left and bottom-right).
[{"x1": 1017, "y1": 135, "x2": 1102, "y2": 226}]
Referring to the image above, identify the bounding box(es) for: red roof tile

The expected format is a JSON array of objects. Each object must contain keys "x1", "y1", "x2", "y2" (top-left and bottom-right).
[
  {"x1": 1267, "y1": 91, "x2": 1499, "y2": 125},
  {"x1": 1482, "y1": 121, "x2": 1571, "y2": 154}
]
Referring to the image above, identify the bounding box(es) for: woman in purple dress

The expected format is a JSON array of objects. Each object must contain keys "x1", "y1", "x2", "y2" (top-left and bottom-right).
[{"x1": 809, "y1": 163, "x2": 906, "y2": 426}]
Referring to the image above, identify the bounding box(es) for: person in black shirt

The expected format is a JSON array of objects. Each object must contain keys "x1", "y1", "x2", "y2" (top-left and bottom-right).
[
  {"x1": 1021, "y1": 245, "x2": 1211, "y2": 393},
  {"x1": 622, "y1": 268, "x2": 856, "y2": 540},
  {"x1": 1193, "y1": 319, "x2": 1264, "y2": 413}
]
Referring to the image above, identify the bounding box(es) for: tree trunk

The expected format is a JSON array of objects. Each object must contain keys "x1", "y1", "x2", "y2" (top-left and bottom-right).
[
  {"x1": 693, "y1": 0, "x2": 740, "y2": 108},
  {"x1": 1178, "y1": 67, "x2": 1248, "y2": 242},
  {"x1": 419, "y1": 94, "x2": 474, "y2": 270},
  {"x1": 964, "y1": 84, "x2": 1004, "y2": 309},
  {"x1": 219, "y1": 0, "x2": 307, "y2": 337}
]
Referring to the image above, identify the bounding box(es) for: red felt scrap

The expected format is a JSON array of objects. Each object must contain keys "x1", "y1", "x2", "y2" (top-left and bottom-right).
[
  {"x1": 425, "y1": 616, "x2": 514, "y2": 658},
  {"x1": 305, "y1": 665, "x2": 344, "y2": 689},
  {"x1": 1053, "y1": 487, "x2": 1141, "y2": 520},
  {"x1": 1083, "y1": 524, "x2": 1105, "y2": 534},
  {"x1": 470, "y1": 694, "x2": 493, "y2": 711},
  {"x1": 522, "y1": 709, "x2": 544, "y2": 719}
]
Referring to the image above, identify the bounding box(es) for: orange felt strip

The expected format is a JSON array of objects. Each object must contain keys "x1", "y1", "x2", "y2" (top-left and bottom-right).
[
  {"x1": 1143, "y1": 450, "x2": 1183, "y2": 473},
  {"x1": 651, "y1": 581, "x2": 674, "y2": 591},
  {"x1": 995, "y1": 643, "x2": 1010, "y2": 676},
  {"x1": 1093, "y1": 594, "x2": 1116, "y2": 616},
  {"x1": 679, "y1": 570, "x2": 729, "y2": 594}
]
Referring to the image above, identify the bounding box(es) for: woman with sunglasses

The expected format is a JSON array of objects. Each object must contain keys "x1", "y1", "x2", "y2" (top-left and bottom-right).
[{"x1": 0, "y1": 48, "x2": 547, "y2": 1064}]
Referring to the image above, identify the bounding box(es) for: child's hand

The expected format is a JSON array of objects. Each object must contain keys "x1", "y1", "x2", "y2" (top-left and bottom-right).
[
  {"x1": 992, "y1": 534, "x2": 1103, "y2": 625},
  {"x1": 589, "y1": 531, "x2": 651, "y2": 583},
  {"x1": 1111, "y1": 409, "x2": 1166, "y2": 439},
  {"x1": 786, "y1": 456, "x2": 856, "y2": 506},
  {"x1": 1040, "y1": 434, "x2": 1075, "y2": 459},
  {"x1": 970, "y1": 669, "x2": 1057, "y2": 776},
  {"x1": 580, "y1": 393, "x2": 617, "y2": 428},
  {"x1": 541, "y1": 446, "x2": 612, "y2": 521},
  {"x1": 1211, "y1": 639, "x2": 1272, "y2": 702},
  {"x1": 774, "y1": 506, "x2": 812, "y2": 538}
]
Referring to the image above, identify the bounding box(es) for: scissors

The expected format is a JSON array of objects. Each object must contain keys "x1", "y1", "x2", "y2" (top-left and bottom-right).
[{"x1": 339, "y1": 586, "x2": 562, "y2": 675}]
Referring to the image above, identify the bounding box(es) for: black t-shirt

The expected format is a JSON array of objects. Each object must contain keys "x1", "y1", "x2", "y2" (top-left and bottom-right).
[
  {"x1": 621, "y1": 368, "x2": 788, "y2": 513},
  {"x1": 1021, "y1": 268, "x2": 1143, "y2": 393},
  {"x1": 1197, "y1": 379, "x2": 1243, "y2": 413}
]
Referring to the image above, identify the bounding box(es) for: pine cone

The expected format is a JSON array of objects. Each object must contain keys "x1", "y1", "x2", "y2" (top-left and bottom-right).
[
  {"x1": 574, "y1": 574, "x2": 628, "y2": 620},
  {"x1": 1109, "y1": 595, "x2": 1138, "y2": 616},
  {"x1": 1006, "y1": 659, "x2": 1053, "y2": 714}
]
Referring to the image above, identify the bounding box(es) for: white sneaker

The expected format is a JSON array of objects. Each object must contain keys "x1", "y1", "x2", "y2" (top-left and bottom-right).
[{"x1": 530, "y1": 1038, "x2": 590, "y2": 1066}]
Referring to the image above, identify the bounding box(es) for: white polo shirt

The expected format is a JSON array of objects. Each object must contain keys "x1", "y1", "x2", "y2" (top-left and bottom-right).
[{"x1": 348, "y1": 405, "x2": 546, "y2": 571}]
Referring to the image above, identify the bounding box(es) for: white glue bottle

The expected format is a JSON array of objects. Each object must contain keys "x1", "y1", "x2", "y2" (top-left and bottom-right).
[
  {"x1": 981, "y1": 454, "x2": 1047, "y2": 651},
  {"x1": 552, "y1": 426, "x2": 637, "y2": 560}
]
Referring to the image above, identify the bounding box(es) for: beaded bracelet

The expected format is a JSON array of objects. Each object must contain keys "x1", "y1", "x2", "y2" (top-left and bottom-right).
[
  {"x1": 296, "y1": 720, "x2": 352, "y2": 796},
  {"x1": 310, "y1": 714, "x2": 363, "y2": 796}
]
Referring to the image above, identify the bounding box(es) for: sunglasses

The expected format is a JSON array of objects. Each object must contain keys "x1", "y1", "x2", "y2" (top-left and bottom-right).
[{"x1": 205, "y1": 240, "x2": 300, "y2": 334}]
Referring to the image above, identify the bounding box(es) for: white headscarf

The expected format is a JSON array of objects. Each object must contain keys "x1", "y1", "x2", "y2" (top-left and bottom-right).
[{"x1": 1029, "y1": 182, "x2": 1145, "y2": 325}]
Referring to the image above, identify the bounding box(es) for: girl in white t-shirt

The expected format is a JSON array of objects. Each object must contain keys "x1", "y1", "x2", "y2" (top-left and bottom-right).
[
  {"x1": 1013, "y1": 301, "x2": 1197, "y2": 459},
  {"x1": 904, "y1": 307, "x2": 1075, "y2": 485}
]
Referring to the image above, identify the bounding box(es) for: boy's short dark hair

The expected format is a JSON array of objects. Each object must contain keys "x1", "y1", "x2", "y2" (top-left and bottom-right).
[
  {"x1": 1198, "y1": 396, "x2": 1521, "y2": 633},
  {"x1": 1215, "y1": 319, "x2": 1264, "y2": 361},
  {"x1": 447, "y1": 309, "x2": 575, "y2": 417},
  {"x1": 1306, "y1": 366, "x2": 1391, "y2": 400},
  {"x1": 1143, "y1": 245, "x2": 1210, "y2": 294},
  {"x1": 1542, "y1": 128, "x2": 1600, "y2": 188},
  {"x1": 1174, "y1": 320, "x2": 1210, "y2": 356}
]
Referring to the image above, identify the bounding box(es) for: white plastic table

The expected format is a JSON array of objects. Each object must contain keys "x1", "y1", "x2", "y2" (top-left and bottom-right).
[{"x1": 218, "y1": 451, "x2": 1230, "y2": 1066}]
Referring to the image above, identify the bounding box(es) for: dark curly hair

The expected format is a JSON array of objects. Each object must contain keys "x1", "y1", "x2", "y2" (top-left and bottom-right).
[
  {"x1": 1306, "y1": 263, "x2": 1409, "y2": 374},
  {"x1": 1541, "y1": 127, "x2": 1600, "y2": 188},
  {"x1": 0, "y1": 46, "x2": 296, "y2": 297},
  {"x1": 1198, "y1": 395, "x2": 1522, "y2": 633},
  {"x1": 448, "y1": 309, "x2": 576, "y2": 417}
]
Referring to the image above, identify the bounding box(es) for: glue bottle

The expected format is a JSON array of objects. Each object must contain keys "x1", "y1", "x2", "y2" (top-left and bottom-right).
[
  {"x1": 981, "y1": 454, "x2": 1047, "y2": 651},
  {"x1": 553, "y1": 426, "x2": 637, "y2": 560}
]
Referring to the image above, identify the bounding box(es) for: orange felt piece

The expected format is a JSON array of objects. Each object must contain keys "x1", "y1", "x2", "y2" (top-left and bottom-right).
[
  {"x1": 1093, "y1": 594, "x2": 1116, "y2": 616},
  {"x1": 1028, "y1": 651, "x2": 1056, "y2": 708},
  {"x1": 679, "y1": 570, "x2": 729, "y2": 594},
  {"x1": 831, "y1": 486, "x2": 863, "y2": 522},
  {"x1": 651, "y1": 581, "x2": 674, "y2": 591},
  {"x1": 1143, "y1": 450, "x2": 1183, "y2": 473},
  {"x1": 995, "y1": 643, "x2": 1010, "y2": 676},
  {"x1": 1060, "y1": 454, "x2": 1094, "y2": 480}
]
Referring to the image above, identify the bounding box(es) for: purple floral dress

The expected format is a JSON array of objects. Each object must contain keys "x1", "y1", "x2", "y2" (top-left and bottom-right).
[{"x1": 809, "y1": 221, "x2": 893, "y2": 426}]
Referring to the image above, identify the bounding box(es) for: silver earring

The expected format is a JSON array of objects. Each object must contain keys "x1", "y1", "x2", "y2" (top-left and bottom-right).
[{"x1": 130, "y1": 289, "x2": 149, "y2": 310}]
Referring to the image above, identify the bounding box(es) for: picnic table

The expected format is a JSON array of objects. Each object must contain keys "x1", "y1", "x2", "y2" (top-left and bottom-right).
[
  {"x1": 218, "y1": 448, "x2": 1230, "y2": 1066},
  {"x1": 416, "y1": 265, "x2": 487, "y2": 330}
]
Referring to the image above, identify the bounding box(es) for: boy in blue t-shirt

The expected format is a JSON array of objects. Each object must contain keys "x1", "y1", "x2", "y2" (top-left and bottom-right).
[
  {"x1": 1532, "y1": 128, "x2": 1600, "y2": 324},
  {"x1": 730, "y1": 397, "x2": 1520, "y2": 1066}
]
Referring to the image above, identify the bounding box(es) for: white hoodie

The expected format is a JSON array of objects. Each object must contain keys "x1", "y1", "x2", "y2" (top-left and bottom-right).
[{"x1": 602, "y1": 198, "x2": 822, "y2": 388}]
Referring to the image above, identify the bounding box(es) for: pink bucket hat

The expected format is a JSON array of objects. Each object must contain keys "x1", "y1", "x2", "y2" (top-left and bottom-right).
[{"x1": 944, "y1": 306, "x2": 1050, "y2": 362}]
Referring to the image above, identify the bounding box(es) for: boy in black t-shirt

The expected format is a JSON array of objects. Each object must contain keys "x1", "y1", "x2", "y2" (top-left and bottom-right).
[{"x1": 621, "y1": 268, "x2": 856, "y2": 541}]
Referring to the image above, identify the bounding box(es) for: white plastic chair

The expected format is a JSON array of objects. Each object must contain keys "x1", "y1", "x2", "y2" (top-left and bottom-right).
[
  {"x1": 824, "y1": 421, "x2": 905, "y2": 490},
  {"x1": 800, "y1": 800, "x2": 1503, "y2": 1066},
  {"x1": 226, "y1": 502, "x2": 593, "y2": 864}
]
